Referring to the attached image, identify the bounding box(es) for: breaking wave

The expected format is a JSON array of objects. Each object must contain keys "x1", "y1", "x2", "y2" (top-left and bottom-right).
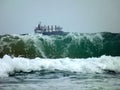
[
  {"x1": 0, "y1": 32, "x2": 120, "y2": 58},
  {"x1": 0, "y1": 55, "x2": 120, "y2": 77}
]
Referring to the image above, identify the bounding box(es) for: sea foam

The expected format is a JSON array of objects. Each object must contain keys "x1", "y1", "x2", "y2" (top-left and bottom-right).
[{"x1": 0, "y1": 55, "x2": 120, "y2": 77}]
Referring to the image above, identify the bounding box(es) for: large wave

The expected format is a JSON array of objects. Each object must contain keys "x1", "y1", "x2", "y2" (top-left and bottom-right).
[
  {"x1": 0, "y1": 32, "x2": 120, "y2": 58},
  {"x1": 0, "y1": 55, "x2": 120, "y2": 77}
]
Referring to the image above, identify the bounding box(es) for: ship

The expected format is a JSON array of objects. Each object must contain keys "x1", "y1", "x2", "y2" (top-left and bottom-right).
[{"x1": 34, "y1": 22, "x2": 68, "y2": 35}]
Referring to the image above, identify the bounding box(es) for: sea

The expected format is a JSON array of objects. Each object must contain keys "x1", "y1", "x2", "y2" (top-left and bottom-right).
[{"x1": 0, "y1": 32, "x2": 120, "y2": 90}]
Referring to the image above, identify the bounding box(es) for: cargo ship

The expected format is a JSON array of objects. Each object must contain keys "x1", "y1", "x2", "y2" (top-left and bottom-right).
[{"x1": 34, "y1": 22, "x2": 68, "y2": 35}]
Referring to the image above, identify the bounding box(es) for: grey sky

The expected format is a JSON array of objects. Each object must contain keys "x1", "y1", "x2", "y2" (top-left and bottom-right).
[{"x1": 0, "y1": 0, "x2": 120, "y2": 34}]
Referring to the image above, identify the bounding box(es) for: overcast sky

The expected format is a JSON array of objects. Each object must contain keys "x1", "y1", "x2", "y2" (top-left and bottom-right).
[{"x1": 0, "y1": 0, "x2": 120, "y2": 34}]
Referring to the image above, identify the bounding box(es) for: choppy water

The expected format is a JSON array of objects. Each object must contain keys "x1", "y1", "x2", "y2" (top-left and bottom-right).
[
  {"x1": 0, "y1": 32, "x2": 120, "y2": 90},
  {"x1": 1, "y1": 73, "x2": 120, "y2": 90},
  {"x1": 0, "y1": 55, "x2": 120, "y2": 90}
]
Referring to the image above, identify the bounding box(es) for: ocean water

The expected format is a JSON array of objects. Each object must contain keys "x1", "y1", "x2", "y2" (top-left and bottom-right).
[{"x1": 0, "y1": 32, "x2": 120, "y2": 90}]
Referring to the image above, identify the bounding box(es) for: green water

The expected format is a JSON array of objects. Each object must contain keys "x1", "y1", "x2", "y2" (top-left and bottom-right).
[{"x1": 0, "y1": 32, "x2": 120, "y2": 58}]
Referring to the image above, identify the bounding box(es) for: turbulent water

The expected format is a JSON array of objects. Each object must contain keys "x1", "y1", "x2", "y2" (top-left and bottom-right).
[
  {"x1": 0, "y1": 32, "x2": 120, "y2": 58},
  {"x1": 0, "y1": 32, "x2": 120, "y2": 90}
]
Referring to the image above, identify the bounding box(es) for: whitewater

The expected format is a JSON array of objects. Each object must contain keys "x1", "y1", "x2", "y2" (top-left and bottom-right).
[
  {"x1": 0, "y1": 32, "x2": 120, "y2": 90},
  {"x1": 0, "y1": 55, "x2": 120, "y2": 77}
]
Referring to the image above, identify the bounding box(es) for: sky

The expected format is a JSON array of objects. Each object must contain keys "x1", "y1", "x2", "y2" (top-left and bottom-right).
[{"x1": 0, "y1": 0, "x2": 120, "y2": 34}]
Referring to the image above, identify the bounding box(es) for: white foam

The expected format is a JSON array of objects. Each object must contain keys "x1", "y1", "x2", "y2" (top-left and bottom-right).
[{"x1": 0, "y1": 55, "x2": 120, "y2": 77}]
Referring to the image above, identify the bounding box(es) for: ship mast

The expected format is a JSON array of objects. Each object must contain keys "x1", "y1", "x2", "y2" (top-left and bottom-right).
[{"x1": 34, "y1": 22, "x2": 63, "y2": 34}]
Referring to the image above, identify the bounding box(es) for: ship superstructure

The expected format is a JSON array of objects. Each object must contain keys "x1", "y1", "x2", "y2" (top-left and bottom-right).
[{"x1": 34, "y1": 22, "x2": 67, "y2": 35}]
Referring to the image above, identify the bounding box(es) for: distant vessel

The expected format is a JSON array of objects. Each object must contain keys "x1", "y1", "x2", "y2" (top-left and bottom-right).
[{"x1": 34, "y1": 22, "x2": 68, "y2": 35}]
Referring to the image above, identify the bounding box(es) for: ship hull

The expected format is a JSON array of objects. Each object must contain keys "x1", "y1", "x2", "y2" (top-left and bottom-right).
[{"x1": 42, "y1": 31, "x2": 68, "y2": 35}]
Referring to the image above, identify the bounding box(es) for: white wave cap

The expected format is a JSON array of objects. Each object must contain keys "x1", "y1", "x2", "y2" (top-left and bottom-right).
[{"x1": 0, "y1": 55, "x2": 120, "y2": 77}]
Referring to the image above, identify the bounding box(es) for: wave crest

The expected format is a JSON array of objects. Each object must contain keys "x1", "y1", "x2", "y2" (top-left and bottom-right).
[{"x1": 0, "y1": 32, "x2": 120, "y2": 58}]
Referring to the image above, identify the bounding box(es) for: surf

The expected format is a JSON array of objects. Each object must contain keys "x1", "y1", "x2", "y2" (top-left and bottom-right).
[
  {"x1": 0, "y1": 55, "x2": 120, "y2": 77},
  {"x1": 0, "y1": 32, "x2": 120, "y2": 58}
]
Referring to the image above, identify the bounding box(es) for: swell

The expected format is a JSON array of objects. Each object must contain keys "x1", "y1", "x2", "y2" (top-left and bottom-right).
[{"x1": 0, "y1": 32, "x2": 120, "y2": 58}]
